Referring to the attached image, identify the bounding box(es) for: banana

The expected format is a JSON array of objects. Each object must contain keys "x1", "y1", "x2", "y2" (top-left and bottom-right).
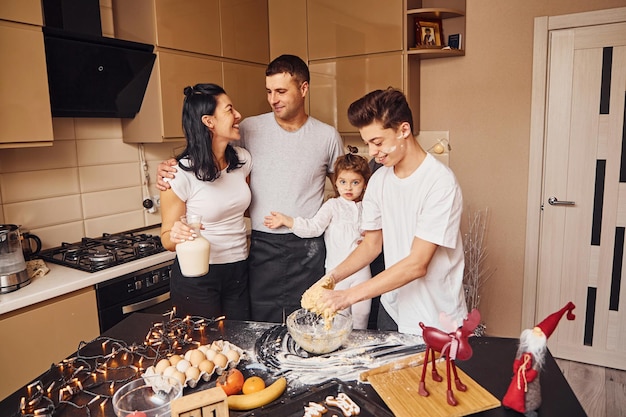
[{"x1": 226, "y1": 377, "x2": 287, "y2": 411}]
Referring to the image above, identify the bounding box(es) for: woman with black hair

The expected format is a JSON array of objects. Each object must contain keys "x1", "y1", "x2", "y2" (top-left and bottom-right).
[{"x1": 160, "y1": 83, "x2": 252, "y2": 320}]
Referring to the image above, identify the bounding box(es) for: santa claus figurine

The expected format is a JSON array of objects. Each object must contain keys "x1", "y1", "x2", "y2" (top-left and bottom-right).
[{"x1": 502, "y1": 301, "x2": 576, "y2": 416}]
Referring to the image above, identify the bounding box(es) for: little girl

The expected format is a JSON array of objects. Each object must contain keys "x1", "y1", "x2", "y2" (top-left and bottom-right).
[{"x1": 264, "y1": 147, "x2": 372, "y2": 329}]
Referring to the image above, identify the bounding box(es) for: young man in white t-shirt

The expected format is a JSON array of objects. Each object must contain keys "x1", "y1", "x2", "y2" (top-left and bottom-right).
[{"x1": 307, "y1": 87, "x2": 468, "y2": 335}]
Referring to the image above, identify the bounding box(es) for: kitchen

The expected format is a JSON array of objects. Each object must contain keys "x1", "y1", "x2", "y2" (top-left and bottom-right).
[{"x1": 1, "y1": 0, "x2": 625, "y2": 413}]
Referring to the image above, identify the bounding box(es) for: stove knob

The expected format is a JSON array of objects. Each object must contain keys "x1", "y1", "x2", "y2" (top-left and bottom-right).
[
  {"x1": 151, "y1": 274, "x2": 160, "y2": 284},
  {"x1": 134, "y1": 280, "x2": 142, "y2": 290}
]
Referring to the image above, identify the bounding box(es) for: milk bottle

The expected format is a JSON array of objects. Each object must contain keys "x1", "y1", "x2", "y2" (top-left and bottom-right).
[{"x1": 176, "y1": 214, "x2": 210, "y2": 276}]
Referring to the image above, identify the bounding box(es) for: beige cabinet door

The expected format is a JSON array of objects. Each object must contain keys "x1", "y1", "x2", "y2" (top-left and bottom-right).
[
  {"x1": 307, "y1": 0, "x2": 402, "y2": 60},
  {"x1": 223, "y1": 61, "x2": 269, "y2": 120},
  {"x1": 0, "y1": 22, "x2": 53, "y2": 147},
  {"x1": 155, "y1": 0, "x2": 221, "y2": 55},
  {"x1": 0, "y1": 288, "x2": 99, "y2": 400},
  {"x1": 122, "y1": 51, "x2": 223, "y2": 142},
  {"x1": 0, "y1": 0, "x2": 42, "y2": 25},
  {"x1": 113, "y1": 0, "x2": 221, "y2": 56},
  {"x1": 221, "y1": 0, "x2": 269, "y2": 64},
  {"x1": 538, "y1": 21, "x2": 626, "y2": 370},
  {"x1": 309, "y1": 53, "x2": 404, "y2": 133}
]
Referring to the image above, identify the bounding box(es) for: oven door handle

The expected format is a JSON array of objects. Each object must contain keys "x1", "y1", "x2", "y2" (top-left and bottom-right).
[{"x1": 121, "y1": 292, "x2": 170, "y2": 314}]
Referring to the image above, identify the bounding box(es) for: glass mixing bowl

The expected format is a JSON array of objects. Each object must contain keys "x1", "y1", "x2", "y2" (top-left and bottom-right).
[
  {"x1": 286, "y1": 308, "x2": 353, "y2": 354},
  {"x1": 112, "y1": 374, "x2": 183, "y2": 417}
]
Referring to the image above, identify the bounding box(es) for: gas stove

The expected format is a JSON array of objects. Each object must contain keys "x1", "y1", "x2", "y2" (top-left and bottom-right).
[{"x1": 38, "y1": 227, "x2": 166, "y2": 272}]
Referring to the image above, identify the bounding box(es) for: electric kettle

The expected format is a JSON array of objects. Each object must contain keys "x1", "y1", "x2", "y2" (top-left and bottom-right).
[{"x1": 0, "y1": 224, "x2": 32, "y2": 293}]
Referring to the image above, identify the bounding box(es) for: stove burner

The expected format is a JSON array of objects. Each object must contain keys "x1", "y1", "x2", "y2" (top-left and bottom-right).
[
  {"x1": 37, "y1": 227, "x2": 166, "y2": 272},
  {"x1": 63, "y1": 247, "x2": 84, "y2": 262},
  {"x1": 89, "y1": 250, "x2": 116, "y2": 264},
  {"x1": 135, "y1": 241, "x2": 157, "y2": 252}
]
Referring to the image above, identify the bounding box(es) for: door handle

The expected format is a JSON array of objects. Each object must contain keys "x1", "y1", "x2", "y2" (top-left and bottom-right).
[
  {"x1": 122, "y1": 292, "x2": 170, "y2": 314},
  {"x1": 548, "y1": 196, "x2": 575, "y2": 206}
]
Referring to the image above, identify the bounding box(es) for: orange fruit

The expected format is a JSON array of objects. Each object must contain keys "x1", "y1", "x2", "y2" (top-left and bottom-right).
[
  {"x1": 216, "y1": 368, "x2": 244, "y2": 396},
  {"x1": 242, "y1": 376, "x2": 266, "y2": 395}
]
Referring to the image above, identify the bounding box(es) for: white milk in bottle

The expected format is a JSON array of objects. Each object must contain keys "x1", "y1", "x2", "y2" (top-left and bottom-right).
[{"x1": 176, "y1": 214, "x2": 210, "y2": 276}]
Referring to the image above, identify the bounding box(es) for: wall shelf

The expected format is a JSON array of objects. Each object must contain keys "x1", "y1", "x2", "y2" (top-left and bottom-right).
[
  {"x1": 407, "y1": 7, "x2": 464, "y2": 20},
  {"x1": 405, "y1": 4, "x2": 465, "y2": 55}
]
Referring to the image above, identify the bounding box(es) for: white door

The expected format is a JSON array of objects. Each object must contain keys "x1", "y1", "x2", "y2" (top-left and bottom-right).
[{"x1": 538, "y1": 20, "x2": 626, "y2": 369}]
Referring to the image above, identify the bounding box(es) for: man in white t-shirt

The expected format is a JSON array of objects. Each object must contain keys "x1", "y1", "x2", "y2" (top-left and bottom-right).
[{"x1": 306, "y1": 87, "x2": 467, "y2": 335}]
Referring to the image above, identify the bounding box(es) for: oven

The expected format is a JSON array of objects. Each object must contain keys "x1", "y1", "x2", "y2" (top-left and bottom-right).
[
  {"x1": 38, "y1": 227, "x2": 174, "y2": 333},
  {"x1": 94, "y1": 260, "x2": 172, "y2": 332}
]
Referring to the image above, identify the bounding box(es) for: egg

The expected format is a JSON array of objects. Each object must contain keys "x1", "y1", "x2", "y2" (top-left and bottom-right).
[
  {"x1": 189, "y1": 349, "x2": 206, "y2": 367},
  {"x1": 198, "y1": 345, "x2": 209, "y2": 354},
  {"x1": 185, "y1": 366, "x2": 201, "y2": 381},
  {"x1": 169, "y1": 354, "x2": 183, "y2": 366},
  {"x1": 213, "y1": 353, "x2": 228, "y2": 369},
  {"x1": 155, "y1": 358, "x2": 171, "y2": 374},
  {"x1": 205, "y1": 348, "x2": 217, "y2": 361},
  {"x1": 198, "y1": 359, "x2": 215, "y2": 374},
  {"x1": 162, "y1": 365, "x2": 177, "y2": 377},
  {"x1": 171, "y1": 370, "x2": 186, "y2": 386},
  {"x1": 225, "y1": 349, "x2": 240, "y2": 363},
  {"x1": 176, "y1": 359, "x2": 191, "y2": 373}
]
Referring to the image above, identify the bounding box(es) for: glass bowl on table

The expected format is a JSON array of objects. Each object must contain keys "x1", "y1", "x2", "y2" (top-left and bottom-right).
[
  {"x1": 112, "y1": 374, "x2": 183, "y2": 417},
  {"x1": 286, "y1": 308, "x2": 353, "y2": 354}
]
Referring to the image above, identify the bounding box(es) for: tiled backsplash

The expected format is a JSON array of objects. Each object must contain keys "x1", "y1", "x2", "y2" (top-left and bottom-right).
[{"x1": 0, "y1": 118, "x2": 184, "y2": 249}]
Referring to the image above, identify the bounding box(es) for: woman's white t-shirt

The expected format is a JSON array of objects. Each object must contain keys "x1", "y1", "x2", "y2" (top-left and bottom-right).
[{"x1": 168, "y1": 146, "x2": 252, "y2": 264}]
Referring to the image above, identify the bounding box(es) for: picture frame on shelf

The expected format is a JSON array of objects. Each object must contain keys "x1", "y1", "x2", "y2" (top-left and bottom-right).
[
  {"x1": 448, "y1": 33, "x2": 462, "y2": 50},
  {"x1": 415, "y1": 18, "x2": 443, "y2": 47}
]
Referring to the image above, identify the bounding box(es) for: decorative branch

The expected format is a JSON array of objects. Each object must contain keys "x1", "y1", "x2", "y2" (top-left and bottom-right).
[{"x1": 463, "y1": 207, "x2": 495, "y2": 335}]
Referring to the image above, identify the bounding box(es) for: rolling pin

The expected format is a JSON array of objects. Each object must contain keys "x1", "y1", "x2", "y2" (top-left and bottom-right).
[{"x1": 359, "y1": 351, "x2": 441, "y2": 381}]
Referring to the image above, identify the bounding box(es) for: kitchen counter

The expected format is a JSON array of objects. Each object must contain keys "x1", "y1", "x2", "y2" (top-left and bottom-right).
[
  {"x1": 0, "y1": 251, "x2": 175, "y2": 316},
  {"x1": 0, "y1": 312, "x2": 587, "y2": 417}
]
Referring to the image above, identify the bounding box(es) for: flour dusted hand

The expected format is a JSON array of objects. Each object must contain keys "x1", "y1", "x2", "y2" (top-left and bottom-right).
[{"x1": 301, "y1": 274, "x2": 336, "y2": 328}]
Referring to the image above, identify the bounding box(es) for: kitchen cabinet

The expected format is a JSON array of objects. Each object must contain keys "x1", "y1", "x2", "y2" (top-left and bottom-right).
[
  {"x1": 0, "y1": 20, "x2": 53, "y2": 148},
  {"x1": 113, "y1": 0, "x2": 221, "y2": 57},
  {"x1": 309, "y1": 53, "x2": 404, "y2": 133},
  {"x1": 121, "y1": 51, "x2": 267, "y2": 142},
  {"x1": 220, "y1": 0, "x2": 270, "y2": 64},
  {"x1": 223, "y1": 61, "x2": 270, "y2": 121},
  {"x1": 113, "y1": 0, "x2": 269, "y2": 64},
  {"x1": 0, "y1": 0, "x2": 42, "y2": 25},
  {"x1": 121, "y1": 51, "x2": 223, "y2": 142},
  {"x1": 305, "y1": 0, "x2": 404, "y2": 134},
  {"x1": 307, "y1": 0, "x2": 403, "y2": 60},
  {"x1": 113, "y1": 0, "x2": 270, "y2": 143},
  {"x1": 0, "y1": 287, "x2": 99, "y2": 400},
  {"x1": 268, "y1": 0, "x2": 307, "y2": 60}
]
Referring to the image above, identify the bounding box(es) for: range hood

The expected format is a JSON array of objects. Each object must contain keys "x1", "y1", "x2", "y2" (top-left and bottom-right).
[{"x1": 42, "y1": 0, "x2": 156, "y2": 118}]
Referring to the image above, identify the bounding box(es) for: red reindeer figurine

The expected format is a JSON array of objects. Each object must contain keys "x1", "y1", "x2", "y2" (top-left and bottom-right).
[{"x1": 418, "y1": 309, "x2": 481, "y2": 406}]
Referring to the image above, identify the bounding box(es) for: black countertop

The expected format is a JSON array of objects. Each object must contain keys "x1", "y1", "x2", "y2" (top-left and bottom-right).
[{"x1": 0, "y1": 313, "x2": 586, "y2": 417}]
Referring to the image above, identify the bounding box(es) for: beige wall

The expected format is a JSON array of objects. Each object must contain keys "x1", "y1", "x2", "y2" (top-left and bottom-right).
[
  {"x1": 421, "y1": 0, "x2": 626, "y2": 337},
  {"x1": 0, "y1": 1, "x2": 184, "y2": 249}
]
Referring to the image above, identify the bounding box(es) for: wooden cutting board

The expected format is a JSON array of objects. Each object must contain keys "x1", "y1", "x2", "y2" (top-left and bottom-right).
[{"x1": 366, "y1": 360, "x2": 501, "y2": 417}]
